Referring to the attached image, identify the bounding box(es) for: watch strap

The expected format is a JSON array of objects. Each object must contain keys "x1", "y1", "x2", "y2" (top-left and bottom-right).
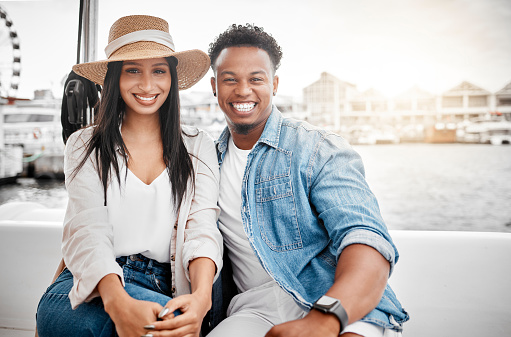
[{"x1": 313, "y1": 296, "x2": 349, "y2": 332}]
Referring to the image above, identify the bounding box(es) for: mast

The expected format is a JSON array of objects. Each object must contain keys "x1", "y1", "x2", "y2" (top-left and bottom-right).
[
  {"x1": 80, "y1": 0, "x2": 98, "y2": 64},
  {"x1": 76, "y1": 0, "x2": 98, "y2": 126}
]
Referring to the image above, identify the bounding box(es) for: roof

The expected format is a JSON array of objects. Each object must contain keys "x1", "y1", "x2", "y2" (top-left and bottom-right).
[
  {"x1": 395, "y1": 85, "x2": 435, "y2": 100},
  {"x1": 495, "y1": 81, "x2": 511, "y2": 96},
  {"x1": 303, "y1": 72, "x2": 356, "y2": 91},
  {"x1": 442, "y1": 81, "x2": 490, "y2": 96}
]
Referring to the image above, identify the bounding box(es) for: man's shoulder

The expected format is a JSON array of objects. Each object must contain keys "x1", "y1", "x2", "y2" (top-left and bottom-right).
[{"x1": 279, "y1": 117, "x2": 346, "y2": 145}]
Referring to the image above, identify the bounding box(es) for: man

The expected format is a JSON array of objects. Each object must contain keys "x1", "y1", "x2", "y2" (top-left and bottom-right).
[{"x1": 206, "y1": 24, "x2": 409, "y2": 337}]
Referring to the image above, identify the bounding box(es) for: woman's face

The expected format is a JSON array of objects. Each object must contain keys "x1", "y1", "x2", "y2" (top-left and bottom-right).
[{"x1": 119, "y1": 57, "x2": 171, "y2": 117}]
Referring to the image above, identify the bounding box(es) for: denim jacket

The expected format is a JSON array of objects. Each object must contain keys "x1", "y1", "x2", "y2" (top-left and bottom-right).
[{"x1": 210, "y1": 106, "x2": 409, "y2": 332}]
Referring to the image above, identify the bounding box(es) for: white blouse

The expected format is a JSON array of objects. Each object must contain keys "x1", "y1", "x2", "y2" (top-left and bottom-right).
[{"x1": 107, "y1": 168, "x2": 176, "y2": 263}]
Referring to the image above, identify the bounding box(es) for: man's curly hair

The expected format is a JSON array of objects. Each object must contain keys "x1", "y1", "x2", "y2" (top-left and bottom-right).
[{"x1": 208, "y1": 24, "x2": 283, "y2": 75}]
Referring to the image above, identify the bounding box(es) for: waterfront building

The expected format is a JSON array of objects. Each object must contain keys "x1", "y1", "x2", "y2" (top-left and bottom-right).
[
  {"x1": 495, "y1": 81, "x2": 511, "y2": 116},
  {"x1": 302, "y1": 72, "x2": 358, "y2": 130},
  {"x1": 439, "y1": 81, "x2": 493, "y2": 123},
  {"x1": 393, "y1": 86, "x2": 437, "y2": 125},
  {"x1": 302, "y1": 73, "x2": 511, "y2": 141}
]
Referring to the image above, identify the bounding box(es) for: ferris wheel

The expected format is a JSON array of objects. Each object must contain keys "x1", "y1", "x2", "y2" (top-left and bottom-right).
[{"x1": 0, "y1": 4, "x2": 21, "y2": 98}]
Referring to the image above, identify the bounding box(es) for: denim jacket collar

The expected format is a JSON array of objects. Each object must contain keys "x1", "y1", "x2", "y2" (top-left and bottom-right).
[{"x1": 216, "y1": 105, "x2": 282, "y2": 164}]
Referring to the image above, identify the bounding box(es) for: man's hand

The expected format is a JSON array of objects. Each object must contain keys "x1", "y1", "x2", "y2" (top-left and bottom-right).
[{"x1": 265, "y1": 309, "x2": 340, "y2": 337}]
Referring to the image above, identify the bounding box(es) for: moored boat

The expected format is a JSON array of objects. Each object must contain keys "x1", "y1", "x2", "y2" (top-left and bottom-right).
[{"x1": 459, "y1": 116, "x2": 511, "y2": 145}]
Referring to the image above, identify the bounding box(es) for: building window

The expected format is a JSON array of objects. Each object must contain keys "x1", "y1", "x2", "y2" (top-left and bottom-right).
[
  {"x1": 442, "y1": 96, "x2": 463, "y2": 108},
  {"x1": 351, "y1": 102, "x2": 366, "y2": 111},
  {"x1": 372, "y1": 101, "x2": 387, "y2": 111},
  {"x1": 468, "y1": 95, "x2": 488, "y2": 107},
  {"x1": 417, "y1": 99, "x2": 435, "y2": 111},
  {"x1": 497, "y1": 97, "x2": 511, "y2": 106},
  {"x1": 395, "y1": 101, "x2": 412, "y2": 111}
]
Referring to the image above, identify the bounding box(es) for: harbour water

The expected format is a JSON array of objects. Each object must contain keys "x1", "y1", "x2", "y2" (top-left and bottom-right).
[{"x1": 1, "y1": 143, "x2": 510, "y2": 233}]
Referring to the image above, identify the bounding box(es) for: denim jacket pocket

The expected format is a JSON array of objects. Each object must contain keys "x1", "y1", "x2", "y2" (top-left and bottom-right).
[{"x1": 255, "y1": 180, "x2": 303, "y2": 251}]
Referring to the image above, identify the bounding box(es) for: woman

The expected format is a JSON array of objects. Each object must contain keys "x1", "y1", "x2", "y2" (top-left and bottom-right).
[{"x1": 36, "y1": 15, "x2": 222, "y2": 337}]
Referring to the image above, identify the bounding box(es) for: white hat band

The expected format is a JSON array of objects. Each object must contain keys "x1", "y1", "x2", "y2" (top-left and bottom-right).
[{"x1": 104, "y1": 29, "x2": 176, "y2": 58}]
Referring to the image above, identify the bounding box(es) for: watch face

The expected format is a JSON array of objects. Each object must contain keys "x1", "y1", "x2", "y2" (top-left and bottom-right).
[{"x1": 316, "y1": 296, "x2": 338, "y2": 309}]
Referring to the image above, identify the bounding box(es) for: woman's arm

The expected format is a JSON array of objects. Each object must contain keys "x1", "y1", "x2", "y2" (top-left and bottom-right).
[
  {"x1": 188, "y1": 257, "x2": 216, "y2": 310},
  {"x1": 181, "y1": 131, "x2": 223, "y2": 283},
  {"x1": 62, "y1": 128, "x2": 123, "y2": 308}
]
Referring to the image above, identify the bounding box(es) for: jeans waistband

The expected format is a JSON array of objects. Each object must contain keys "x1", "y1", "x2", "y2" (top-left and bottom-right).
[{"x1": 116, "y1": 253, "x2": 171, "y2": 277}]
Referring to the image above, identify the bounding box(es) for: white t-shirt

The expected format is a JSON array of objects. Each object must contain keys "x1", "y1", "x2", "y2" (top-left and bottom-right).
[
  {"x1": 107, "y1": 168, "x2": 176, "y2": 263},
  {"x1": 218, "y1": 136, "x2": 274, "y2": 293}
]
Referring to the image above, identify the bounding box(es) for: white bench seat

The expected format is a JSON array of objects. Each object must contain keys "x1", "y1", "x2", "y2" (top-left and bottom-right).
[{"x1": 1, "y1": 202, "x2": 510, "y2": 336}]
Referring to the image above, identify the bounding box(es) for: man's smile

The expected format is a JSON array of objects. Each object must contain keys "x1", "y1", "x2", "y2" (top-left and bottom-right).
[{"x1": 231, "y1": 102, "x2": 256, "y2": 113}]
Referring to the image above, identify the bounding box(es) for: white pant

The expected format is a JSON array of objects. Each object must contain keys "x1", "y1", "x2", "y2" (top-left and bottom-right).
[{"x1": 206, "y1": 281, "x2": 402, "y2": 337}]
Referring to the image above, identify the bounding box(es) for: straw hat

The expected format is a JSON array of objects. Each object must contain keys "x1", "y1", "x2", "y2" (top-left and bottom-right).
[{"x1": 72, "y1": 15, "x2": 210, "y2": 90}]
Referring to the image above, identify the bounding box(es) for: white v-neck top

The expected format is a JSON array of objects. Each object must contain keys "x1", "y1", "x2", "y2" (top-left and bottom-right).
[{"x1": 106, "y1": 167, "x2": 176, "y2": 263}]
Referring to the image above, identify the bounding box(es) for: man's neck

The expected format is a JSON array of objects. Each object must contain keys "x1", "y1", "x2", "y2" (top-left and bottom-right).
[
  {"x1": 230, "y1": 132, "x2": 258, "y2": 150},
  {"x1": 228, "y1": 113, "x2": 271, "y2": 150}
]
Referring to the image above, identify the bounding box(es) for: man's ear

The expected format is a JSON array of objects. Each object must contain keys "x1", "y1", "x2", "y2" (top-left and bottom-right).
[
  {"x1": 210, "y1": 77, "x2": 217, "y2": 96},
  {"x1": 273, "y1": 75, "x2": 279, "y2": 94}
]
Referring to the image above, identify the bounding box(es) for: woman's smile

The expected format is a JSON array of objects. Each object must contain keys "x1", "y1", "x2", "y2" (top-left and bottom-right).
[{"x1": 119, "y1": 58, "x2": 171, "y2": 116}]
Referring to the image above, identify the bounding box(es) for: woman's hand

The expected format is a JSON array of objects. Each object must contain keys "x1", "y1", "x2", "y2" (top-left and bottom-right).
[
  {"x1": 106, "y1": 294, "x2": 163, "y2": 337},
  {"x1": 98, "y1": 273, "x2": 163, "y2": 337},
  {"x1": 147, "y1": 291, "x2": 211, "y2": 337},
  {"x1": 144, "y1": 257, "x2": 216, "y2": 337}
]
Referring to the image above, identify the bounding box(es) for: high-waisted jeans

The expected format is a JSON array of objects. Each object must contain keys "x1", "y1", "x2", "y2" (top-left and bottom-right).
[{"x1": 36, "y1": 254, "x2": 176, "y2": 337}]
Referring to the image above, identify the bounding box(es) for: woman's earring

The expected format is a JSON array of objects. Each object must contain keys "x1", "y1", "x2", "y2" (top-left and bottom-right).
[
  {"x1": 273, "y1": 92, "x2": 276, "y2": 96},
  {"x1": 213, "y1": 92, "x2": 217, "y2": 97}
]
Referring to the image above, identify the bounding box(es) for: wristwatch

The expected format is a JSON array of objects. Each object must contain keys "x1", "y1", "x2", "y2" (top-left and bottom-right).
[{"x1": 312, "y1": 295, "x2": 349, "y2": 332}]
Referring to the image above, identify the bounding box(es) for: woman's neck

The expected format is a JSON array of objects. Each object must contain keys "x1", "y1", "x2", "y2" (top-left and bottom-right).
[{"x1": 121, "y1": 113, "x2": 161, "y2": 142}]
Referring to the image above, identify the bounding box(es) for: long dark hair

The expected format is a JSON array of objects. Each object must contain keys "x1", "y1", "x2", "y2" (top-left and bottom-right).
[{"x1": 73, "y1": 56, "x2": 194, "y2": 207}]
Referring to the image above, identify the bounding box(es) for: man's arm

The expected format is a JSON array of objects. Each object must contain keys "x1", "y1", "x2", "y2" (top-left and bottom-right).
[{"x1": 266, "y1": 243, "x2": 389, "y2": 337}]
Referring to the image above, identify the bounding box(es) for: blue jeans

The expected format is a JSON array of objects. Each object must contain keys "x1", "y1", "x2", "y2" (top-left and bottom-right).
[{"x1": 36, "y1": 254, "x2": 178, "y2": 337}]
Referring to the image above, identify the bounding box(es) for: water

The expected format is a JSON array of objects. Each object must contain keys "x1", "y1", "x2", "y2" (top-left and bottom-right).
[
  {"x1": 0, "y1": 178, "x2": 67, "y2": 209},
  {"x1": 1, "y1": 143, "x2": 510, "y2": 233},
  {"x1": 354, "y1": 143, "x2": 511, "y2": 232}
]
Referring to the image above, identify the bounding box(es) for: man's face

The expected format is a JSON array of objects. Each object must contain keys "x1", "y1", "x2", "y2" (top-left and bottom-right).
[{"x1": 211, "y1": 47, "x2": 279, "y2": 146}]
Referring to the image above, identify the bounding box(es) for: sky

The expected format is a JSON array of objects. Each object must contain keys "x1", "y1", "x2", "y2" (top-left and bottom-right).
[{"x1": 1, "y1": 0, "x2": 511, "y2": 100}]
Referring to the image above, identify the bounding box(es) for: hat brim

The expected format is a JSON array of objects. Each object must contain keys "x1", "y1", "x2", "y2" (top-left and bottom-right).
[{"x1": 72, "y1": 45, "x2": 210, "y2": 90}]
